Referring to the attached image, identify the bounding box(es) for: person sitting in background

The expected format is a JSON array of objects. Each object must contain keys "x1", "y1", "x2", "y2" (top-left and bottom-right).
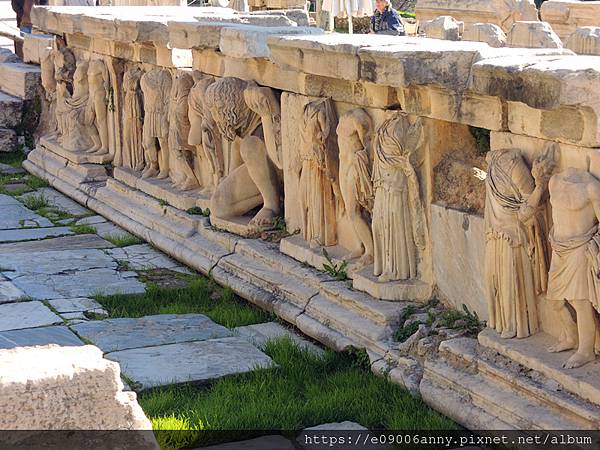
[{"x1": 370, "y1": 0, "x2": 405, "y2": 35}]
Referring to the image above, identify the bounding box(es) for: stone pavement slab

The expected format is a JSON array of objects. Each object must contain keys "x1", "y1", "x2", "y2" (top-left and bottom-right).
[
  {"x1": 0, "y1": 325, "x2": 83, "y2": 349},
  {"x1": 18, "y1": 187, "x2": 90, "y2": 216},
  {"x1": 234, "y1": 322, "x2": 324, "y2": 356},
  {"x1": 94, "y1": 221, "x2": 132, "y2": 240},
  {"x1": 0, "y1": 279, "x2": 26, "y2": 303},
  {"x1": 0, "y1": 193, "x2": 19, "y2": 206},
  {"x1": 48, "y1": 297, "x2": 104, "y2": 313},
  {"x1": 75, "y1": 215, "x2": 107, "y2": 226},
  {"x1": 0, "y1": 226, "x2": 73, "y2": 243},
  {"x1": 0, "y1": 162, "x2": 24, "y2": 175},
  {"x1": 0, "y1": 301, "x2": 62, "y2": 331},
  {"x1": 72, "y1": 314, "x2": 233, "y2": 352},
  {"x1": 0, "y1": 234, "x2": 113, "y2": 254},
  {"x1": 106, "y1": 244, "x2": 183, "y2": 271},
  {"x1": 9, "y1": 267, "x2": 145, "y2": 300},
  {"x1": 1, "y1": 248, "x2": 118, "y2": 277},
  {"x1": 106, "y1": 337, "x2": 275, "y2": 389},
  {"x1": 0, "y1": 204, "x2": 53, "y2": 230}
]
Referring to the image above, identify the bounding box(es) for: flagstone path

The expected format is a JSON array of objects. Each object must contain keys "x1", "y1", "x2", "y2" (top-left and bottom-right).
[{"x1": 0, "y1": 181, "x2": 316, "y2": 391}]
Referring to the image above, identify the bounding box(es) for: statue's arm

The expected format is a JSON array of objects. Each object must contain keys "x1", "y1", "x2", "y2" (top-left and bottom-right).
[{"x1": 588, "y1": 179, "x2": 600, "y2": 223}]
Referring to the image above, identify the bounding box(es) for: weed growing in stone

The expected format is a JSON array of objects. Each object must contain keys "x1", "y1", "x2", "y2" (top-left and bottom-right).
[
  {"x1": 70, "y1": 224, "x2": 97, "y2": 235},
  {"x1": 322, "y1": 248, "x2": 348, "y2": 281},
  {"x1": 142, "y1": 337, "x2": 455, "y2": 449},
  {"x1": 25, "y1": 175, "x2": 49, "y2": 190},
  {"x1": 22, "y1": 193, "x2": 49, "y2": 210},
  {"x1": 103, "y1": 232, "x2": 144, "y2": 248}
]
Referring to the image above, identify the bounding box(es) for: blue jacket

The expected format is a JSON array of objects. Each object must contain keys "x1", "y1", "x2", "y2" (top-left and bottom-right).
[{"x1": 370, "y1": 7, "x2": 405, "y2": 36}]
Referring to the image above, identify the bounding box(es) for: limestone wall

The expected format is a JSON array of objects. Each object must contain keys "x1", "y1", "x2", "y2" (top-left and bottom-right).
[{"x1": 26, "y1": 4, "x2": 600, "y2": 344}]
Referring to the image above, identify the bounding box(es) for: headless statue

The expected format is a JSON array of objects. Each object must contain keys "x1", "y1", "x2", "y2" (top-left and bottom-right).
[
  {"x1": 337, "y1": 108, "x2": 374, "y2": 267},
  {"x1": 547, "y1": 166, "x2": 600, "y2": 368}
]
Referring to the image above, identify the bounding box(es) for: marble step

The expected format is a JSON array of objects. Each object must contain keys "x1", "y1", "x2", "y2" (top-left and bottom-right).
[
  {"x1": 0, "y1": 91, "x2": 23, "y2": 128},
  {"x1": 0, "y1": 62, "x2": 41, "y2": 100},
  {"x1": 423, "y1": 337, "x2": 600, "y2": 430}
]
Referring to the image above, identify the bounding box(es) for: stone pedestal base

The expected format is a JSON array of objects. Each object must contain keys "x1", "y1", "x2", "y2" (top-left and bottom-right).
[
  {"x1": 421, "y1": 332, "x2": 600, "y2": 430},
  {"x1": 39, "y1": 136, "x2": 113, "y2": 165},
  {"x1": 280, "y1": 235, "x2": 360, "y2": 276},
  {"x1": 210, "y1": 215, "x2": 258, "y2": 237},
  {"x1": 113, "y1": 167, "x2": 211, "y2": 212}
]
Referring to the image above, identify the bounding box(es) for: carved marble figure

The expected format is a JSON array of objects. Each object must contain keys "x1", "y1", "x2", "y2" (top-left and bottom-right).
[
  {"x1": 371, "y1": 114, "x2": 426, "y2": 283},
  {"x1": 484, "y1": 145, "x2": 554, "y2": 339},
  {"x1": 205, "y1": 77, "x2": 283, "y2": 231},
  {"x1": 168, "y1": 71, "x2": 198, "y2": 191},
  {"x1": 547, "y1": 165, "x2": 600, "y2": 368},
  {"x1": 86, "y1": 59, "x2": 109, "y2": 155},
  {"x1": 299, "y1": 98, "x2": 341, "y2": 248},
  {"x1": 140, "y1": 68, "x2": 172, "y2": 179},
  {"x1": 337, "y1": 108, "x2": 374, "y2": 266},
  {"x1": 122, "y1": 67, "x2": 144, "y2": 171},
  {"x1": 188, "y1": 72, "x2": 223, "y2": 193}
]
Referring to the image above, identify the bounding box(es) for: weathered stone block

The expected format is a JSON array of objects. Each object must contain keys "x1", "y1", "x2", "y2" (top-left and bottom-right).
[
  {"x1": 0, "y1": 344, "x2": 156, "y2": 439},
  {"x1": 541, "y1": 0, "x2": 600, "y2": 41},
  {"x1": 22, "y1": 33, "x2": 55, "y2": 64},
  {"x1": 421, "y1": 15, "x2": 463, "y2": 41},
  {"x1": 0, "y1": 128, "x2": 17, "y2": 152},
  {"x1": 0, "y1": 62, "x2": 41, "y2": 100},
  {"x1": 462, "y1": 22, "x2": 507, "y2": 47},
  {"x1": 566, "y1": 26, "x2": 600, "y2": 56},
  {"x1": 507, "y1": 21, "x2": 563, "y2": 49}
]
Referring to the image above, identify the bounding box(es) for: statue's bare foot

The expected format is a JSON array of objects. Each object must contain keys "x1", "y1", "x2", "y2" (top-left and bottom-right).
[
  {"x1": 134, "y1": 163, "x2": 145, "y2": 172},
  {"x1": 548, "y1": 339, "x2": 577, "y2": 353},
  {"x1": 500, "y1": 330, "x2": 517, "y2": 339},
  {"x1": 156, "y1": 171, "x2": 169, "y2": 180},
  {"x1": 249, "y1": 207, "x2": 278, "y2": 230},
  {"x1": 142, "y1": 166, "x2": 158, "y2": 179},
  {"x1": 180, "y1": 178, "x2": 199, "y2": 191},
  {"x1": 378, "y1": 272, "x2": 392, "y2": 283},
  {"x1": 94, "y1": 148, "x2": 109, "y2": 156},
  {"x1": 309, "y1": 240, "x2": 320, "y2": 250},
  {"x1": 200, "y1": 187, "x2": 213, "y2": 196},
  {"x1": 563, "y1": 351, "x2": 596, "y2": 369},
  {"x1": 358, "y1": 253, "x2": 374, "y2": 266}
]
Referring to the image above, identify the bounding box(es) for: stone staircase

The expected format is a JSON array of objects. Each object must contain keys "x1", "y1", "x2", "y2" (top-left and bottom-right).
[
  {"x1": 421, "y1": 334, "x2": 600, "y2": 430},
  {"x1": 0, "y1": 47, "x2": 41, "y2": 154}
]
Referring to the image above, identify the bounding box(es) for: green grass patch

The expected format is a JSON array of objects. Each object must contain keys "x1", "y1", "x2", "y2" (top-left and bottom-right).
[
  {"x1": 142, "y1": 338, "x2": 455, "y2": 449},
  {"x1": 0, "y1": 151, "x2": 25, "y2": 168},
  {"x1": 22, "y1": 192, "x2": 49, "y2": 210},
  {"x1": 94, "y1": 276, "x2": 273, "y2": 328},
  {"x1": 25, "y1": 175, "x2": 49, "y2": 190},
  {"x1": 103, "y1": 232, "x2": 144, "y2": 247},
  {"x1": 70, "y1": 223, "x2": 97, "y2": 235}
]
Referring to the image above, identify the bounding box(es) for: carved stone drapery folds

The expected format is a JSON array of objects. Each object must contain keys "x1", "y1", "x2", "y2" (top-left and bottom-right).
[
  {"x1": 140, "y1": 68, "x2": 172, "y2": 179},
  {"x1": 168, "y1": 71, "x2": 197, "y2": 191},
  {"x1": 299, "y1": 98, "x2": 340, "y2": 248},
  {"x1": 337, "y1": 108, "x2": 374, "y2": 266},
  {"x1": 188, "y1": 72, "x2": 223, "y2": 194},
  {"x1": 122, "y1": 67, "x2": 144, "y2": 171},
  {"x1": 546, "y1": 167, "x2": 600, "y2": 369},
  {"x1": 372, "y1": 114, "x2": 427, "y2": 283},
  {"x1": 484, "y1": 145, "x2": 554, "y2": 339}
]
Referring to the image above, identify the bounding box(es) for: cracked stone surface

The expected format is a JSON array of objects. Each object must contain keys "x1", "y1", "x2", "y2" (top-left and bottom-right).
[
  {"x1": 0, "y1": 234, "x2": 114, "y2": 254},
  {"x1": 72, "y1": 314, "x2": 233, "y2": 352},
  {"x1": 0, "y1": 280, "x2": 26, "y2": 303},
  {"x1": 0, "y1": 301, "x2": 62, "y2": 331},
  {"x1": 75, "y1": 215, "x2": 107, "y2": 226},
  {"x1": 0, "y1": 248, "x2": 145, "y2": 300},
  {"x1": 0, "y1": 325, "x2": 83, "y2": 349},
  {"x1": 18, "y1": 188, "x2": 90, "y2": 216},
  {"x1": 0, "y1": 202, "x2": 53, "y2": 230},
  {"x1": 106, "y1": 337, "x2": 275, "y2": 389},
  {"x1": 0, "y1": 226, "x2": 73, "y2": 243},
  {"x1": 105, "y1": 244, "x2": 184, "y2": 271},
  {"x1": 94, "y1": 221, "x2": 131, "y2": 239},
  {"x1": 48, "y1": 297, "x2": 104, "y2": 313}
]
